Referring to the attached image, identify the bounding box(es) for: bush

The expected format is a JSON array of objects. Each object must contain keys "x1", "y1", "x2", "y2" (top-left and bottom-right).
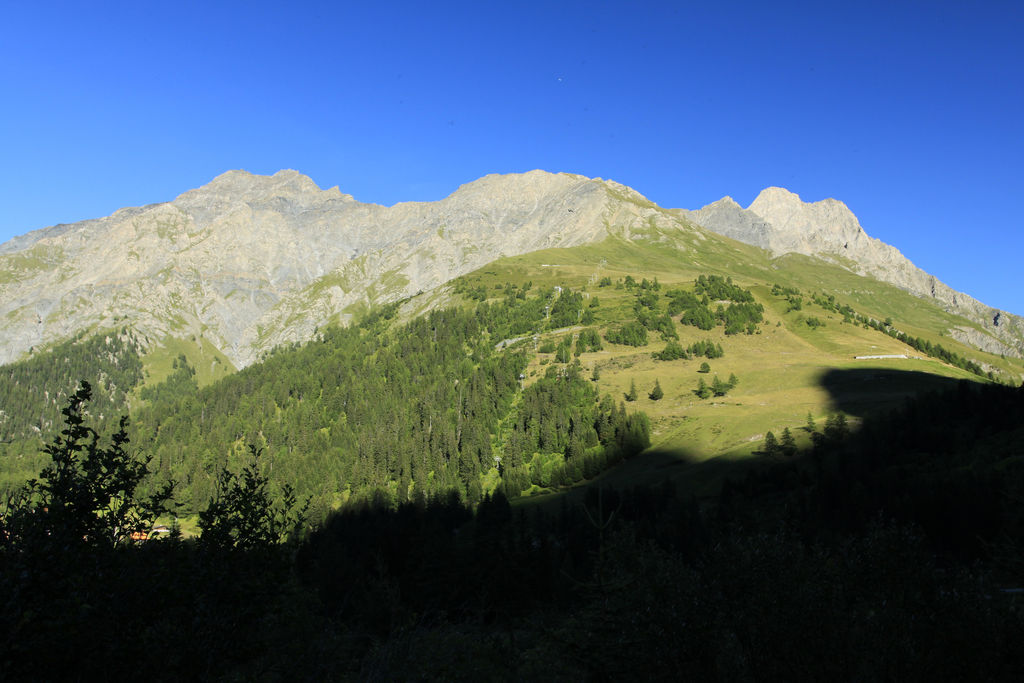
[
  {"x1": 199, "y1": 445, "x2": 309, "y2": 551},
  {"x1": 1, "y1": 381, "x2": 173, "y2": 551}
]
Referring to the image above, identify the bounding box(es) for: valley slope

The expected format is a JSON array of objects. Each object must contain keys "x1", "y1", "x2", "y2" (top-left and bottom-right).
[{"x1": 3, "y1": 170, "x2": 1024, "y2": 506}]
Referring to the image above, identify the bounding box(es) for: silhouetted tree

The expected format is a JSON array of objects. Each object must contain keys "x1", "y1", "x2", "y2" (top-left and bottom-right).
[
  {"x1": 780, "y1": 427, "x2": 797, "y2": 456},
  {"x1": 825, "y1": 413, "x2": 849, "y2": 441},
  {"x1": 199, "y1": 445, "x2": 309, "y2": 551},
  {"x1": 1, "y1": 381, "x2": 173, "y2": 550}
]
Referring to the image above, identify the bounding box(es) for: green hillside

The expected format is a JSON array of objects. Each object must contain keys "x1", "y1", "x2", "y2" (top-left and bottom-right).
[
  {"x1": 3, "y1": 224, "x2": 1022, "y2": 512},
  {"x1": 435, "y1": 229, "x2": 1022, "y2": 493},
  {"x1": 5, "y1": 225, "x2": 1024, "y2": 679}
]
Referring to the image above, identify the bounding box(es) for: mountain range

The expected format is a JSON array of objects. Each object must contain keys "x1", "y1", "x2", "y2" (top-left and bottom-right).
[{"x1": 1, "y1": 169, "x2": 1021, "y2": 368}]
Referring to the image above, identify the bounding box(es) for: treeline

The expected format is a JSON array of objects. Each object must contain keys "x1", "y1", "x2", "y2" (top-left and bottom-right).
[
  {"x1": 873, "y1": 319, "x2": 989, "y2": 378},
  {"x1": 464, "y1": 280, "x2": 597, "y2": 341},
  {"x1": 604, "y1": 273, "x2": 763, "y2": 349},
  {"x1": 654, "y1": 338, "x2": 724, "y2": 361}
]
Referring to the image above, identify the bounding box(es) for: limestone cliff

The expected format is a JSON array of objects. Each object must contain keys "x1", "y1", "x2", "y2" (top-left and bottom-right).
[
  {"x1": 686, "y1": 187, "x2": 1024, "y2": 357},
  {"x1": 2, "y1": 171, "x2": 1020, "y2": 367},
  {"x1": 0, "y1": 170, "x2": 664, "y2": 366}
]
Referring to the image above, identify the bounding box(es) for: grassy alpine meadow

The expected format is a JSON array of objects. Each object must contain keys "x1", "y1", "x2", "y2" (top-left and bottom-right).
[
  {"x1": 135, "y1": 333, "x2": 235, "y2": 395},
  {"x1": 436, "y1": 226, "x2": 1023, "y2": 502}
]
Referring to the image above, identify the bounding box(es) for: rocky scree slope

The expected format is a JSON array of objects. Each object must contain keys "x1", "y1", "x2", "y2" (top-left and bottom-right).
[
  {"x1": 685, "y1": 187, "x2": 1024, "y2": 357},
  {"x1": 0, "y1": 170, "x2": 675, "y2": 367}
]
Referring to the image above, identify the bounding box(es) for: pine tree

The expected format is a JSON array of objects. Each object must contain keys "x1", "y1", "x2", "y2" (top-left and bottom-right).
[
  {"x1": 649, "y1": 379, "x2": 664, "y2": 401},
  {"x1": 696, "y1": 377, "x2": 711, "y2": 400},
  {"x1": 625, "y1": 379, "x2": 638, "y2": 402},
  {"x1": 591, "y1": 364, "x2": 601, "y2": 382},
  {"x1": 806, "y1": 411, "x2": 817, "y2": 433},
  {"x1": 711, "y1": 375, "x2": 729, "y2": 397},
  {"x1": 728, "y1": 372, "x2": 739, "y2": 388},
  {"x1": 698, "y1": 361, "x2": 711, "y2": 374},
  {"x1": 825, "y1": 413, "x2": 849, "y2": 441},
  {"x1": 781, "y1": 427, "x2": 797, "y2": 456},
  {"x1": 763, "y1": 430, "x2": 779, "y2": 456}
]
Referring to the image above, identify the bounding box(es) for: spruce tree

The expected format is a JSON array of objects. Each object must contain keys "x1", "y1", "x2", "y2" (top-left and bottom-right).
[
  {"x1": 763, "y1": 430, "x2": 779, "y2": 456},
  {"x1": 625, "y1": 378, "x2": 638, "y2": 402},
  {"x1": 825, "y1": 413, "x2": 849, "y2": 441},
  {"x1": 696, "y1": 377, "x2": 711, "y2": 400},
  {"x1": 649, "y1": 379, "x2": 664, "y2": 401},
  {"x1": 806, "y1": 411, "x2": 817, "y2": 433},
  {"x1": 698, "y1": 361, "x2": 711, "y2": 374},
  {"x1": 781, "y1": 427, "x2": 797, "y2": 456}
]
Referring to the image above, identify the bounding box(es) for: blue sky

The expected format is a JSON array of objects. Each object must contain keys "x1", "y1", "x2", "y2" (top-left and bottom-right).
[{"x1": 2, "y1": 1, "x2": 1022, "y2": 313}]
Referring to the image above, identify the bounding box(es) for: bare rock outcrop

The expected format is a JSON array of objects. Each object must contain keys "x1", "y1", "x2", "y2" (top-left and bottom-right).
[
  {"x1": 0, "y1": 170, "x2": 669, "y2": 367},
  {"x1": 2, "y1": 170, "x2": 1019, "y2": 367},
  {"x1": 686, "y1": 187, "x2": 1024, "y2": 357}
]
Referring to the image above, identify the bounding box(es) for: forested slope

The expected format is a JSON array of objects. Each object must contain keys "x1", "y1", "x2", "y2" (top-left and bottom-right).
[
  {"x1": 0, "y1": 330, "x2": 143, "y2": 488},
  {"x1": 126, "y1": 289, "x2": 650, "y2": 514}
]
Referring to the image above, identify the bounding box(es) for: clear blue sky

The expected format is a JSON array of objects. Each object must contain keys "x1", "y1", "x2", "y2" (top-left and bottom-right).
[{"x1": 2, "y1": 1, "x2": 1021, "y2": 313}]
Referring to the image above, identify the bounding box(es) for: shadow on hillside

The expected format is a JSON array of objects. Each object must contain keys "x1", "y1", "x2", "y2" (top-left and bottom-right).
[
  {"x1": 521, "y1": 368, "x2": 988, "y2": 509},
  {"x1": 817, "y1": 367, "x2": 976, "y2": 419}
]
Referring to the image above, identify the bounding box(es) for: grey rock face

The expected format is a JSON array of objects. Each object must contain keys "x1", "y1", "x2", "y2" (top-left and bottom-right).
[
  {"x1": 687, "y1": 197, "x2": 774, "y2": 250},
  {"x1": 687, "y1": 187, "x2": 1024, "y2": 357},
  {"x1": 2, "y1": 170, "x2": 1019, "y2": 367},
  {"x1": 0, "y1": 169, "x2": 666, "y2": 367}
]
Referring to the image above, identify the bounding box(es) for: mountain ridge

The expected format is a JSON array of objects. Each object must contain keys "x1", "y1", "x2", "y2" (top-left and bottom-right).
[
  {"x1": 686, "y1": 187, "x2": 1023, "y2": 357},
  {"x1": 0, "y1": 170, "x2": 670, "y2": 366},
  {"x1": 1, "y1": 169, "x2": 1020, "y2": 368}
]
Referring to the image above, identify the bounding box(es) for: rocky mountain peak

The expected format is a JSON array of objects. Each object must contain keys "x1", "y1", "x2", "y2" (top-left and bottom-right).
[
  {"x1": 0, "y1": 169, "x2": 655, "y2": 367},
  {"x1": 442, "y1": 170, "x2": 594, "y2": 203},
  {"x1": 688, "y1": 186, "x2": 1023, "y2": 356},
  {"x1": 174, "y1": 169, "x2": 353, "y2": 210},
  {"x1": 717, "y1": 196, "x2": 741, "y2": 209},
  {"x1": 1, "y1": 170, "x2": 1020, "y2": 367},
  {"x1": 748, "y1": 186, "x2": 802, "y2": 209},
  {"x1": 748, "y1": 187, "x2": 862, "y2": 241}
]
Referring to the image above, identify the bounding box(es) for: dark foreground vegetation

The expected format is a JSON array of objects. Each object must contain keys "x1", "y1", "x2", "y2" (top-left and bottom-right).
[{"x1": 3, "y1": 377, "x2": 1024, "y2": 680}]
